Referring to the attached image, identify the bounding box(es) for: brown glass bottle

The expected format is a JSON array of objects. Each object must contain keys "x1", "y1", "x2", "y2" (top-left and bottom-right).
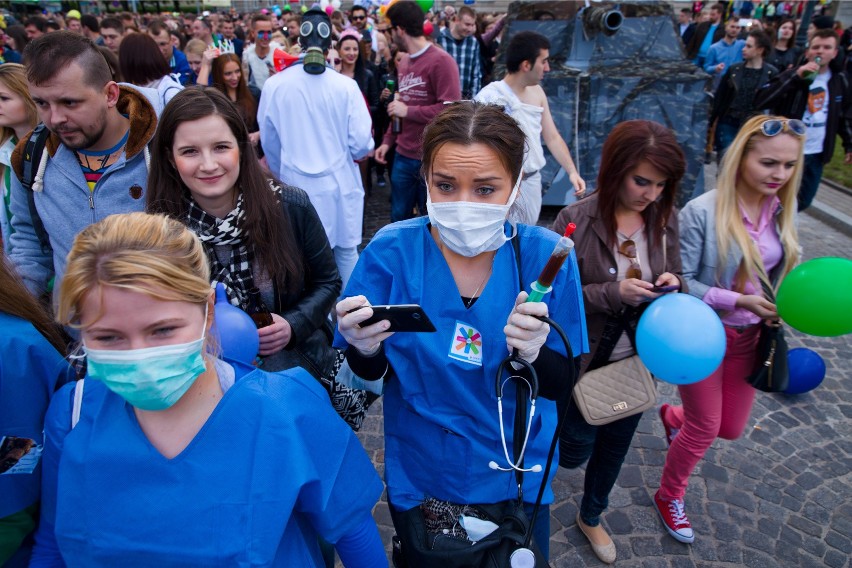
[{"x1": 247, "y1": 288, "x2": 274, "y2": 328}]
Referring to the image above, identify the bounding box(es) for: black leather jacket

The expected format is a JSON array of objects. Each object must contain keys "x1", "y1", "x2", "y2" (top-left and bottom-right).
[
  {"x1": 711, "y1": 62, "x2": 779, "y2": 125},
  {"x1": 271, "y1": 183, "x2": 342, "y2": 378},
  {"x1": 754, "y1": 60, "x2": 852, "y2": 164}
]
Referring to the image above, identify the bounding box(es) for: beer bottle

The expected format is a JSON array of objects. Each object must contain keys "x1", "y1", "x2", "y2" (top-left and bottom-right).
[{"x1": 246, "y1": 288, "x2": 274, "y2": 329}]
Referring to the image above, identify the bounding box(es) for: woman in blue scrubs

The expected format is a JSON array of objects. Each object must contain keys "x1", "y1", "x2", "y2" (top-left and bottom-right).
[
  {"x1": 0, "y1": 258, "x2": 71, "y2": 566},
  {"x1": 336, "y1": 102, "x2": 588, "y2": 560},
  {"x1": 30, "y1": 212, "x2": 385, "y2": 567}
]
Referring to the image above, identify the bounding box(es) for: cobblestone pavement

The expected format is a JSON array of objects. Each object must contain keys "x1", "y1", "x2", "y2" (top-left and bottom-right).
[{"x1": 353, "y1": 172, "x2": 852, "y2": 567}]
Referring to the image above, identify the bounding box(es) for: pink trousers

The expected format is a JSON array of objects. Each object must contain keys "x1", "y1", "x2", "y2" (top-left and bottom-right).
[{"x1": 658, "y1": 325, "x2": 761, "y2": 501}]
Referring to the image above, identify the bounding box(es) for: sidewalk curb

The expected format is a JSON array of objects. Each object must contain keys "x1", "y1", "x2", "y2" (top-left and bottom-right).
[{"x1": 806, "y1": 198, "x2": 852, "y2": 238}]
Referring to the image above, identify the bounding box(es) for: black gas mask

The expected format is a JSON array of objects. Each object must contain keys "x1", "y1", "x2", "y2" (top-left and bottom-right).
[{"x1": 300, "y1": 8, "x2": 332, "y2": 74}]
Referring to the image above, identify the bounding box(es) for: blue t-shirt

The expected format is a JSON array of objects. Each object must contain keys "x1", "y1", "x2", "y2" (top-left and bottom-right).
[
  {"x1": 335, "y1": 218, "x2": 588, "y2": 511},
  {"x1": 697, "y1": 23, "x2": 719, "y2": 59},
  {"x1": 30, "y1": 363, "x2": 382, "y2": 567}
]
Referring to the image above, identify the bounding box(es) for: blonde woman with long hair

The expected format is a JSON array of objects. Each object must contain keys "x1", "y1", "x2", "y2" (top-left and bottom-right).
[
  {"x1": 653, "y1": 115, "x2": 803, "y2": 545},
  {"x1": 0, "y1": 63, "x2": 38, "y2": 252}
]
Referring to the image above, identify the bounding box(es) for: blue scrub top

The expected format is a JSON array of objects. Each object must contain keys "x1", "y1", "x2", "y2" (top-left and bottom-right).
[
  {"x1": 0, "y1": 314, "x2": 71, "y2": 519},
  {"x1": 31, "y1": 363, "x2": 383, "y2": 567},
  {"x1": 336, "y1": 218, "x2": 588, "y2": 511}
]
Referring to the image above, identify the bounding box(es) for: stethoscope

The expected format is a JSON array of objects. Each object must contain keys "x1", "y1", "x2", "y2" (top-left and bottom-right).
[{"x1": 489, "y1": 353, "x2": 542, "y2": 474}]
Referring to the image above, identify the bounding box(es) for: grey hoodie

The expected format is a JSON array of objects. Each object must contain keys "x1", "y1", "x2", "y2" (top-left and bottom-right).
[{"x1": 8, "y1": 84, "x2": 161, "y2": 297}]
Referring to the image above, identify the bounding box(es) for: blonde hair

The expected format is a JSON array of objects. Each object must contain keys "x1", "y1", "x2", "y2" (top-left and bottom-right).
[
  {"x1": 57, "y1": 212, "x2": 211, "y2": 327},
  {"x1": 0, "y1": 63, "x2": 38, "y2": 144},
  {"x1": 715, "y1": 114, "x2": 802, "y2": 292},
  {"x1": 184, "y1": 38, "x2": 207, "y2": 58}
]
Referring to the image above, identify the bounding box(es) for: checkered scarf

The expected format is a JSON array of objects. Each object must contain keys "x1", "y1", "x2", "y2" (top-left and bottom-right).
[{"x1": 185, "y1": 193, "x2": 255, "y2": 310}]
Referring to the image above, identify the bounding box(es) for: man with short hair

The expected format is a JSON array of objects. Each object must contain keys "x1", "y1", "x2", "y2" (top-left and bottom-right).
[
  {"x1": 99, "y1": 17, "x2": 124, "y2": 54},
  {"x1": 685, "y1": 2, "x2": 726, "y2": 66},
  {"x1": 375, "y1": 0, "x2": 460, "y2": 223},
  {"x1": 711, "y1": 30, "x2": 779, "y2": 159},
  {"x1": 242, "y1": 14, "x2": 281, "y2": 91},
  {"x1": 475, "y1": 31, "x2": 586, "y2": 225},
  {"x1": 437, "y1": 5, "x2": 481, "y2": 99},
  {"x1": 25, "y1": 17, "x2": 48, "y2": 41},
  {"x1": 678, "y1": 8, "x2": 696, "y2": 46},
  {"x1": 65, "y1": 11, "x2": 83, "y2": 35},
  {"x1": 191, "y1": 17, "x2": 215, "y2": 46},
  {"x1": 755, "y1": 28, "x2": 852, "y2": 210},
  {"x1": 80, "y1": 14, "x2": 103, "y2": 45},
  {"x1": 8, "y1": 32, "x2": 160, "y2": 298},
  {"x1": 350, "y1": 4, "x2": 377, "y2": 53},
  {"x1": 703, "y1": 18, "x2": 745, "y2": 89},
  {"x1": 149, "y1": 20, "x2": 192, "y2": 85},
  {"x1": 219, "y1": 16, "x2": 244, "y2": 58}
]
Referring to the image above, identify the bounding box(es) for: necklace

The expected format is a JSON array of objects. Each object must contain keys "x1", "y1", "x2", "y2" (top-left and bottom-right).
[{"x1": 465, "y1": 263, "x2": 493, "y2": 309}]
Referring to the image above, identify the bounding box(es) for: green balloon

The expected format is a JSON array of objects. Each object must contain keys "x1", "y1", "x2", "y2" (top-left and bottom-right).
[
  {"x1": 777, "y1": 257, "x2": 852, "y2": 337},
  {"x1": 416, "y1": 0, "x2": 434, "y2": 13}
]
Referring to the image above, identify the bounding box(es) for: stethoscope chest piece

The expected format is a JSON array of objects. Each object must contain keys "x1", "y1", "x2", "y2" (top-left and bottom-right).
[{"x1": 510, "y1": 547, "x2": 536, "y2": 568}]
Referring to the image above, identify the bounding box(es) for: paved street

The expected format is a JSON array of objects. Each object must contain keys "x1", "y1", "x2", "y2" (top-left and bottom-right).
[{"x1": 353, "y1": 173, "x2": 852, "y2": 567}]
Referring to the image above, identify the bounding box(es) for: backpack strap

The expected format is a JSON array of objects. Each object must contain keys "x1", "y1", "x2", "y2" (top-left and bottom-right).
[
  {"x1": 71, "y1": 379, "x2": 85, "y2": 429},
  {"x1": 19, "y1": 124, "x2": 51, "y2": 254}
]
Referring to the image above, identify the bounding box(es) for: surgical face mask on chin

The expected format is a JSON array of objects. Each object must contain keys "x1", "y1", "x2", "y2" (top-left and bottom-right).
[
  {"x1": 83, "y1": 308, "x2": 209, "y2": 411},
  {"x1": 426, "y1": 172, "x2": 522, "y2": 258}
]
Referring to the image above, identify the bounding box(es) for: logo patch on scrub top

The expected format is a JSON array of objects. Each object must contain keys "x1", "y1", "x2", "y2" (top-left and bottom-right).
[{"x1": 449, "y1": 321, "x2": 483, "y2": 366}]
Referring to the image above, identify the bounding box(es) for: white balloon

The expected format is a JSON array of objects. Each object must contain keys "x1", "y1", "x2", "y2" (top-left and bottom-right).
[
  {"x1": 332, "y1": 0, "x2": 342, "y2": 8},
  {"x1": 320, "y1": 0, "x2": 330, "y2": 8}
]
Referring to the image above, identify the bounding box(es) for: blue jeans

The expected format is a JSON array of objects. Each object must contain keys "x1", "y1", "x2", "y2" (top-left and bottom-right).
[
  {"x1": 558, "y1": 397, "x2": 643, "y2": 527},
  {"x1": 798, "y1": 152, "x2": 824, "y2": 211},
  {"x1": 715, "y1": 118, "x2": 740, "y2": 163},
  {"x1": 391, "y1": 153, "x2": 426, "y2": 223}
]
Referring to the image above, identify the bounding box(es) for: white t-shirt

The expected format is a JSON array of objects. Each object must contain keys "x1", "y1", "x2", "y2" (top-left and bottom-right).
[{"x1": 803, "y1": 70, "x2": 831, "y2": 155}]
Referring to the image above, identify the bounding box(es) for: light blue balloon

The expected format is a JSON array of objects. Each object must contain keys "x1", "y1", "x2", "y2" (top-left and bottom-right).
[
  {"x1": 636, "y1": 293, "x2": 725, "y2": 385},
  {"x1": 210, "y1": 282, "x2": 259, "y2": 365}
]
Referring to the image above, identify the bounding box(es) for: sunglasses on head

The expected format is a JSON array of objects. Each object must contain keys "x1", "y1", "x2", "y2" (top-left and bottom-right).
[
  {"x1": 760, "y1": 118, "x2": 806, "y2": 138},
  {"x1": 618, "y1": 240, "x2": 643, "y2": 280}
]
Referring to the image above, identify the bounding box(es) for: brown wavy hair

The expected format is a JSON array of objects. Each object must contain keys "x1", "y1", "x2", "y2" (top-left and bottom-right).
[
  {"x1": 595, "y1": 120, "x2": 685, "y2": 248},
  {"x1": 0, "y1": 255, "x2": 66, "y2": 353},
  {"x1": 211, "y1": 53, "x2": 257, "y2": 131}
]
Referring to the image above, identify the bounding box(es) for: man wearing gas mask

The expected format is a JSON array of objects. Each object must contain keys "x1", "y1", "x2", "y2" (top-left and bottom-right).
[{"x1": 259, "y1": 7, "x2": 374, "y2": 290}]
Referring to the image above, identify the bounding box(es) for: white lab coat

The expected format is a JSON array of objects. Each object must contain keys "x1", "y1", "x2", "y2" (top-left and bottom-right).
[{"x1": 259, "y1": 65, "x2": 374, "y2": 249}]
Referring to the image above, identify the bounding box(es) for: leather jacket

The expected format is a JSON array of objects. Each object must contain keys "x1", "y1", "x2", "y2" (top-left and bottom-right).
[
  {"x1": 271, "y1": 183, "x2": 342, "y2": 378},
  {"x1": 711, "y1": 62, "x2": 779, "y2": 125}
]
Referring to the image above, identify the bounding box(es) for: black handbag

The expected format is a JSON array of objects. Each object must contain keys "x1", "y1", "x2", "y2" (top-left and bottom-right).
[
  {"x1": 744, "y1": 264, "x2": 789, "y2": 393},
  {"x1": 390, "y1": 501, "x2": 549, "y2": 568}
]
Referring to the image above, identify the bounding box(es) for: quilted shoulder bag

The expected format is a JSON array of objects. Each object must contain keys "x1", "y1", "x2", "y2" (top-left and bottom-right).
[{"x1": 572, "y1": 321, "x2": 656, "y2": 426}]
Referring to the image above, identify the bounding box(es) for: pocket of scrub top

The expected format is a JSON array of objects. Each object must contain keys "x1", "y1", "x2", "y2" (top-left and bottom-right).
[{"x1": 437, "y1": 426, "x2": 474, "y2": 498}]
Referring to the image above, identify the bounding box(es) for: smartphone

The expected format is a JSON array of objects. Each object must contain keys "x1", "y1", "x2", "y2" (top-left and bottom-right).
[
  {"x1": 650, "y1": 284, "x2": 680, "y2": 293},
  {"x1": 352, "y1": 304, "x2": 436, "y2": 333}
]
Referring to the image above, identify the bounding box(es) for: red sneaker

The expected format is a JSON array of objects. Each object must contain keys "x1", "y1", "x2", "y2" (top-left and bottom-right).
[
  {"x1": 654, "y1": 491, "x2": 695, "y2": 543},
  {"x1": 660, "y1": 404, "x2": 679, "y2": 447}
]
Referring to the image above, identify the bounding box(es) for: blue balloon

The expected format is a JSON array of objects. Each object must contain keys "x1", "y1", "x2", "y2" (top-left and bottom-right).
[
  {"x1": 210, "y1": 282, "x2": 259, "y2": 365},
  {"x1": 636, "y1": 293, "x2": 726, "y2": 385},
  {"x1": 784, "y1": 348, "x2": 826, "y2": 395}
]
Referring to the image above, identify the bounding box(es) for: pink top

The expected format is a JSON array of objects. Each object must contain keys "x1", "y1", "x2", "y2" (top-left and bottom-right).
[{"x1": 702, "y1": 196, "x2": 783, "y2": 326}]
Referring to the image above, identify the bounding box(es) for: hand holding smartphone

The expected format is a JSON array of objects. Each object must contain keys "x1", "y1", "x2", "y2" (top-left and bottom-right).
[
  {"x1": 349, "y1": 304, "x2": 436, "y2": 333},
  {"x1": 650, "y1": 284, "x2": 680, "y2": 294}
]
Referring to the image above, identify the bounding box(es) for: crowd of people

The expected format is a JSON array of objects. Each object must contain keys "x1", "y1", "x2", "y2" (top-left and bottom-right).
[{"x1": 0, "y1": 0, "x2": 842, "y2": 566}]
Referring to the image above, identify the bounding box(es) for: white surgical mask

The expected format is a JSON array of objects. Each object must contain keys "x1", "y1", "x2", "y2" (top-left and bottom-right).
[{"x1": 426, "y1": 172, "x2": 522, "y2": 257}]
